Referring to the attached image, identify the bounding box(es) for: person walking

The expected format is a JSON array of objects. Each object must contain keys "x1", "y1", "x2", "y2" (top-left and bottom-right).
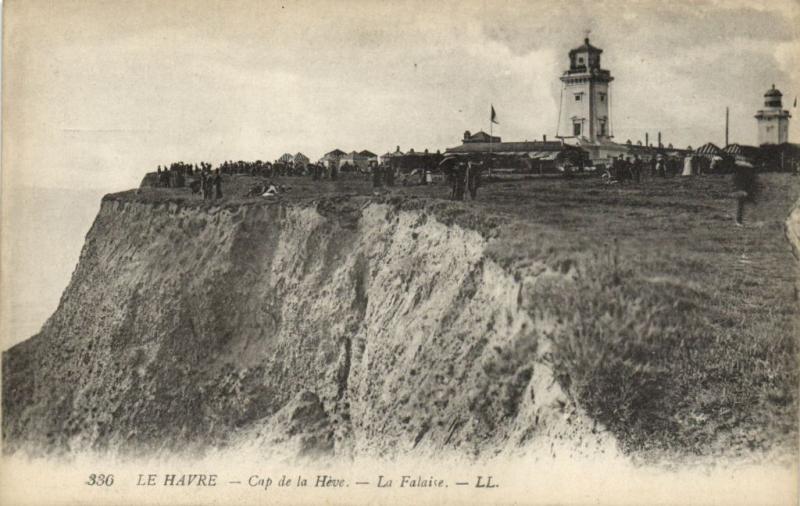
[{"x1": 732, "y1": 159, "x2": 757, "y2": 226}]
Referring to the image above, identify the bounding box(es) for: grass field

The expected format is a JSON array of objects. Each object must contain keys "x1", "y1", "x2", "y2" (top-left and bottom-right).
[{"x1": 129, "y1": 170, "x2": 799, "y2": 461}]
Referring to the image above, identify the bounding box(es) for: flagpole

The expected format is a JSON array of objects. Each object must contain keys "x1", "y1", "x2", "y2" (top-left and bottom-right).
[{"x1": 489, "y1": 105, "x2": 494, "y2": 176}]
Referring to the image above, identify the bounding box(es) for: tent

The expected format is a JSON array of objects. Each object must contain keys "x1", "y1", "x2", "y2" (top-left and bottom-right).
[
  {"x1": 723, "y1": 144, "x2": 759, "y2": 160},
  {"x1": 695, "y1": 143, "x2": 724, "y2": 157}
]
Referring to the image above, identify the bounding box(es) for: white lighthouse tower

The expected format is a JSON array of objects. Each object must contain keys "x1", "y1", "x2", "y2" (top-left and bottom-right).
[
  {"x1": 557, "y1": 38, "x2": 614, "y2": 144},
  {"x1": 755, "y1": 85, "x2": 790, "y2": 145}
]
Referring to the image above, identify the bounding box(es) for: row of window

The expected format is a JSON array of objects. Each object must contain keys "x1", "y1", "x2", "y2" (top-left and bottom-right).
[
  {"x1": 572, "y1": 119, "x2": 607, "y2": 137},
  {"x1": 574, "y1": 93, "x2": 606, "y2": 102}
]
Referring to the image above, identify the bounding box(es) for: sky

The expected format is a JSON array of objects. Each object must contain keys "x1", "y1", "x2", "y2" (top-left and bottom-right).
[
  {"x1": 2, "y1": 0, "x2": 799, "y2": 192},
  {"x1": 0, "y1": 0, "x2": 799, "y2": 347}
]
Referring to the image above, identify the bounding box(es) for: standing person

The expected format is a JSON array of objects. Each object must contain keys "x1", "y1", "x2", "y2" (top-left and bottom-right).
[
  {"x1": 624, "y1": 156, "x2": 635, "y2": 182},
  {"x1": 385, "y1": 163, "x2": 395, "y2": 187},
  {"x1": 613, "y1": 154, "x2": 626, "y2": 184},
  {"x1": 213, "y1": 169, "x2": 223, "y2": 199},
  {"x1": 446, "y1": 165, "x2": 456, "y2": 198},
  {"x1": 682, "y1": 154, "x2": 694, "y2": 176},
  {"x1": 467, "y1": 161, "x2": 481, "y2": 199},
  {"x1": 371, "y1": 162, "x2": 383, "y2": 188},
  {"x1": 199, "y1": 171, "x2": 207, "y2": 199},
  {"x1": 452, "y1": 162, "x2": 466, "y2": 200},
  {"x1": 732, "y1": 160, "x2": 757, "y2": 226},
  {"x1": 457, "y1": 163, "x2": 467, "y2": 200},
  {"x1": 632, "y1": 155, "x2": 643, "y2": 183}
]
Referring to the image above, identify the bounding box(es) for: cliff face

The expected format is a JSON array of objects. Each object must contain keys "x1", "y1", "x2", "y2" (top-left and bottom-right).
[{"x1": 3, "y1": 195, "x2": 608, "y2": 459}]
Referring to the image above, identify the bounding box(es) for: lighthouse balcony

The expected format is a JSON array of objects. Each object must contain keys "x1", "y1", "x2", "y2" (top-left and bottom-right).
[
  {"x1": 755, "y1": 109, "x2": 791, "y2": 119},
  {"x1": 560, "y1": 69, "x2": 613, "y2": 84}
]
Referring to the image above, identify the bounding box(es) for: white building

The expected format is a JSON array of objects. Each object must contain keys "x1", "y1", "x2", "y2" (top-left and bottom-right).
[
  {"x1": 557, "y1": 38, "x2": 613, "y2": 144},
  {"x1": 556, "y1": 38, "x2": 627, "y2": 166},
  {"x1": 755, "y1": 85, "x2": 791, "y2": 145}
]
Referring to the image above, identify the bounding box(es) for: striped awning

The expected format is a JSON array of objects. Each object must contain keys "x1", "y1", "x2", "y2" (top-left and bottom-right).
[{"x1": 695, "y1": 143, "x2": 724, "y2": 156}]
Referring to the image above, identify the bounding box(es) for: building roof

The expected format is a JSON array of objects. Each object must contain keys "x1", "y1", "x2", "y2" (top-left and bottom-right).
[
  {"x1": 293, "y1": 152, "x2": 309, "y2": 160},
  {"x1": 765, "y1": 84, "x2": 782, "y2": 97},
  {"x1": 323, "y1": 149, "x2": 346, "y2": 157},
  {"x1": 446, "y1": 140, "x2": 570, "y2": 154},
  {"x1": 723, "y1": 143, "x2": 760, "y2": 157},
  {"x1": 569, "y1": 38, "x2": 602, "y2": 55},
  {"x1": 464, "y1": 131, "x2": 501, "y2": 143},
  {"x1": 359, "y1": 150, "x2": 377, "y2": 157},
  {"x1": 278, "y1": 153, "x2": 294, "y2": 162}
]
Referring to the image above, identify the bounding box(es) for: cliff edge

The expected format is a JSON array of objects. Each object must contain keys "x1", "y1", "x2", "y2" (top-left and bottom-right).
[{"x1": 2, "y1": 194, "x2": 611, "y2": 459}]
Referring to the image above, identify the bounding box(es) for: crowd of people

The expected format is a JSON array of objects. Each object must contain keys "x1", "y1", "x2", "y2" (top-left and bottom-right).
[
  {"x1": 217, "y1": 160, "x2": 321, "y2": 178},
  {"x1": 146, "y1": 149, "x2": 773, "y2": 226},
  {"x1": 601, "y1": 152, "x2": 738, "y2": 184},
  {"x1": 445, "y1": 161, "x2": 481, "y2": 200}
]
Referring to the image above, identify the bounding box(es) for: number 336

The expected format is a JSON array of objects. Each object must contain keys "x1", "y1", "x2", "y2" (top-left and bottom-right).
[{"x1": 86, "y1": 474, "x2": 114, "y2": 486}]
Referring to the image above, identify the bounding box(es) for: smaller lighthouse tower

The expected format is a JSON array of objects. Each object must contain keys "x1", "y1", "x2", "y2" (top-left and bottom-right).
[{"x1": 755, "y1": 84, "x2": 790, "y2": 145}]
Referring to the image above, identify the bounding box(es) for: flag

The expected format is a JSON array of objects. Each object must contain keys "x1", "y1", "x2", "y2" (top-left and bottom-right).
[{"x1": 490, "y1": 105, "x2": 499, "y2": 125}]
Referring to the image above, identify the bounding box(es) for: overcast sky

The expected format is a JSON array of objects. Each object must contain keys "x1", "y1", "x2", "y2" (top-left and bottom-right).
[
  {"x1": 2, "y1": 0, "x2": 799, "y2": 348},
  {"x1": 3, "y1": 0, "x2": 800, "y2": 191}
]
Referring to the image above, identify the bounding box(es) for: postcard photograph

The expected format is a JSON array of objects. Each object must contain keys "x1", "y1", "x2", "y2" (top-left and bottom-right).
[{"x1": 1, "y1": 0, "x2": 799, "y2": 504}]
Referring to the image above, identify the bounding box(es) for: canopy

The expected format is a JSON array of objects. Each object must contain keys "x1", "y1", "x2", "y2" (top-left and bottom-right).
[
  {"x1": 724, "y1": 144, "x2": 748, "y2": 155},
  {"x1": 695, "y1": 142, "x2": 724, "y2": 156}
]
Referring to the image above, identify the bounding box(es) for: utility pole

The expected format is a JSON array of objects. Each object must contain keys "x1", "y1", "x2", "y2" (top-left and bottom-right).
[{"x1": 725, "y1": 107, "x2": 729, "y2": 147}]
